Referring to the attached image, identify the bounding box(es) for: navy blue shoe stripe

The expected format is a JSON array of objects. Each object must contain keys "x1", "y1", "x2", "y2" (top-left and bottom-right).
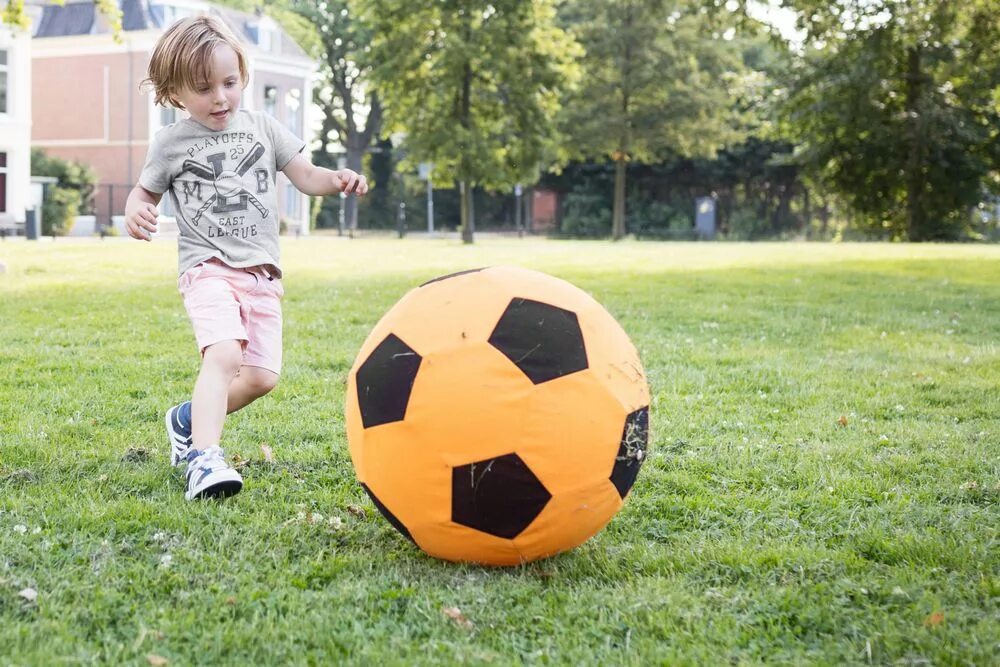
[{"x1": 171, "y1": 408, "x2": 192, "y2": 438}]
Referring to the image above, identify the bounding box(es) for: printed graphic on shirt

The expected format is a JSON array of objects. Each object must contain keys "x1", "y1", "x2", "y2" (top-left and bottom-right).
[{"x1": 181, "y1": 141, "x2": 269, "y2": 232}]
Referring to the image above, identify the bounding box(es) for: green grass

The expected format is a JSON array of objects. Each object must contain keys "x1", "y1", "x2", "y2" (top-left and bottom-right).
[{"x1": 1, "y1": 238, "x2": 998, "y2": 665}]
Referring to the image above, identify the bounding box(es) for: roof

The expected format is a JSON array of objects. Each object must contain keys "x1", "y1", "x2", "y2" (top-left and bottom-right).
[{"x1": 32, "y1": 0, "x2": 309, "y2": 60}]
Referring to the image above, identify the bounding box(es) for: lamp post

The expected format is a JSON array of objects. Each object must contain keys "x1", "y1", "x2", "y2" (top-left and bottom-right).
[
  {"x1": 337, "y1": 156, "x2": 347, "y2": 237},
  {"x1": 419, "y1": 162, "x2": 434, "y2": 234},
  {"x1": 514, "y1": 183, "x2": 523, "y2": 238}
]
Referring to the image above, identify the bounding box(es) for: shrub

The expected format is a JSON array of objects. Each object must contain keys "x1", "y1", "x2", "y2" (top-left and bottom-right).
[
  {"x1": 31, "y1": 149, "x2": 97, "y2": 236},
  {"x1": 560, "y1": 189, "x2": 610, "y2": 237}
]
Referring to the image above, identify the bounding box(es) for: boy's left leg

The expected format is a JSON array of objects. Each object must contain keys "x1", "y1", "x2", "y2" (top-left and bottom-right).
[{"x1": 227, "y1": 365, "x2": 280, "y2": 413}]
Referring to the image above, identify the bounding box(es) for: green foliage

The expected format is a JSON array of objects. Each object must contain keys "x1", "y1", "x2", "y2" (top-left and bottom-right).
[
  {"x1": 30, "y1": 149, "x2": 97, "y2": 236},
  {"x1": 1, "y1": 241, "x2": 999, "y2": 663},
  {"x1": 559, "y1": 0, "x2": 746, "y2": 163},
  {"x1": 558, "y1": 0, "x2": 756, "y2": 237},
  {"x1": 362, "y1": 0, "x2": 579, "y2": 190},
  {"x1": 779, "y1": 0, "x2": 1000, "y2": 240}
]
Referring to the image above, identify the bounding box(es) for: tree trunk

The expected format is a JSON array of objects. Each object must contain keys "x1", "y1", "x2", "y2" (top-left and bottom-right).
[
  {"x1": 905, "y1": 45, "x2": 927, "y2": 240},
  {"x1": 460, "y1": 181, "x2": 475, "y2": 243},
  {"x1": 613, "y1": 158, "x2": 627, "y2": 240},
  {"x1": 459, "y1": 16, "x2": 474, "y2": 244},
  {"x1": 345, "y1": 143, "x2": 364, "y2": 232}
]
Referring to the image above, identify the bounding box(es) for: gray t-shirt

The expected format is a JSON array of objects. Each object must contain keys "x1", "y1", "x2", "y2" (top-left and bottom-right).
[{"x1": 139, "y1": 110, "x2": 305, "y2": 277}]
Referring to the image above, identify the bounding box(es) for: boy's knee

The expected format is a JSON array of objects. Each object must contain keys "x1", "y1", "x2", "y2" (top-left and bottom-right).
[{"x1": 244, "y1": 367, "x2": 279, "y2": 397}]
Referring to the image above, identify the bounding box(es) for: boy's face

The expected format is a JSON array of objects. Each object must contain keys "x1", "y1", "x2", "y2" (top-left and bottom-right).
[{"x1": 173, "y1": 44, "x2": 242, "y2": 132}]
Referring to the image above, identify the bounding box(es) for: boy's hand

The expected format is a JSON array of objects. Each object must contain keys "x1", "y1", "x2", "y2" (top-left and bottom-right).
[
  {"x1": 125, "y1": 202, "x2": 159, "y2": 241},
  {"x1": 335, "y1": 169, "x2": 369, "y2": 196}
]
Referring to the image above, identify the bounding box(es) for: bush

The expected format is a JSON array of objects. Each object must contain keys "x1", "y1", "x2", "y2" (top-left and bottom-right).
[
  {"x1": 43, "y1": 187, "x2": 80, "y2": 236},
  {"x1": 31, "y1": 149, "x2": 97, "y2": 236},
  {"x1": 725, "y1": 205, "x2": 771, "y2": 240},
  {"x1": 560, "y1": 189, "x2": 611, "y2": 237},
  {"x1": 628, "y1": 196, "x2": 693, "y2": 237}
]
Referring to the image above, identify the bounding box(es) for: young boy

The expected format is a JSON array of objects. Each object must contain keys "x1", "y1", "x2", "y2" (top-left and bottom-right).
[{"x1": 125, "y1": 15, "x2": 367, "y2": 500}]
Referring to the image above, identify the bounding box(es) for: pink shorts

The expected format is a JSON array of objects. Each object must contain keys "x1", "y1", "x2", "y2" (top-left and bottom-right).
[{"x1": 178, "y1": 259, "x2": 284, "y2": 374}]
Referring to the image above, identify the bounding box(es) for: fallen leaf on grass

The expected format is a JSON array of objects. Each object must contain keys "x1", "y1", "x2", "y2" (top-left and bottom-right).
[
  {"x1": 260, "y1": 444, "x2": 274, "y2": 463},
  {"x1": 442, "y1": 606, "x2": 474, "y2": 629},
  {"x1": 230, "y1": 454, "x2": 250, "y2": 471},
  {"x1": 838, "y1": 415, "x2": 849, "y2": 427},
  {"x1": 346, "y1": 504, "x2": 366, "y2": 518},
  {"x1": 18, "y1": 588, "x2": 37, "y2": 602},
  {"x1": 122, "y1": 447, "x2": 151, "y2": 463},
  {"x1": 147, "y1": 654, "x2": 169, "y2": 666},
  {"x1": 960, "y1": 480, "x2": 979, "y2": 491},
  {"x1": 923, "y1": 611, "x2": 945, "y2": 628}
]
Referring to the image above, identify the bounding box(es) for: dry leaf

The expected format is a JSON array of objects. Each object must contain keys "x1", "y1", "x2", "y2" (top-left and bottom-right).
[
  {"x1": 231, "y1": 454, "x2": 250, "y2": 471},
  {"x1": 442, "y1": 606, "x2": 474, "y2": 629},
  {"x1": 260, "y1": 443, "x2": 274, "y2": 463},
  {"x1": 838, "y1": 415, "x2": 849, "y2": 427},
  {"x1": 346, "y1": 504, "x2": 366, "y2": 518},
  {"x1": 225, "y1": 596, "x2": 237, "y2": 606},
  {"x1": 18, "y1": 588, "x2": 37, "y2": 602},
  {"x1": 923, "y1": 611, "x2": 945, "y2": 628},
  {"x1": 147, "y1": 655, "x2": 169, "y2": 666},
  {"x1": 960, "y1": 480, "x2": 979, "y2": 491}
]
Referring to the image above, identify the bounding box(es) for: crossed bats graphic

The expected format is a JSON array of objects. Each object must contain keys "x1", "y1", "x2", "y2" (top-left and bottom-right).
[{"x1": 182, "y1": 142, "x2": 268, "y2": 226}]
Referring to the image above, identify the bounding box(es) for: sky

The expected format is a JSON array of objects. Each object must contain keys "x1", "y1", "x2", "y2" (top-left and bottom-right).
[{"x1": 747, "y1": 0, "x2": 806, "y2": 47}]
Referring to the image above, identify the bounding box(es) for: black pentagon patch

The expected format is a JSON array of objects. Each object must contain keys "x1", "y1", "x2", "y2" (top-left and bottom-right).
[
  {"x1": 610, "y1": 407, "x2": 649, "y2": 499},
  {"x1": 356, "y1": 334, "x2": 422, "y2": 429},
  {"x1": 488, "y1": 298, "x2": 588, "y2": 384},
  {"x1": 452, "y1": 453, "x2": 551, "y2": 539},
  {"x1": 362, "y1": 483, "x2": 415, "y2": 543},
  {"x1": 420, "y1": 267, "x2": 487, "y2": 287}
]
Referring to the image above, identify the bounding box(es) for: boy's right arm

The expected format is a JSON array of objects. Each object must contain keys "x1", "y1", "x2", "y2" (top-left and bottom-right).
[{"x1": 124, "y1": 185, "x2": 162, "y2": 242}]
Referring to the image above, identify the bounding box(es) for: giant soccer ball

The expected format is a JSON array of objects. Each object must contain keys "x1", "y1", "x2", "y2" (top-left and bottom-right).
[{"x1": 345, "y1": 266, "x2": 650, "y2": 566}]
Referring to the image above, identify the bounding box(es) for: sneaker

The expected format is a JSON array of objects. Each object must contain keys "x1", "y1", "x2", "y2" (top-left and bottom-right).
[
  {"x1": 165, "y1": 402, "x2": 193, "y2": 466},
  {"x1": 184, "y1": 446, "x2": 243, "y2": 501}
]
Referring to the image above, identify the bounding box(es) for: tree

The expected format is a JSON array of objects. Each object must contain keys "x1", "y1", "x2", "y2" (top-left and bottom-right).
[
  {"x1": 558, "y1": 0, "x2": 747, "y2": 239},
  {"x1": 290, "y1": 0, "x2": 382, "y2": 233},
  {"x1": 778, "y1": 0, "x2": 1000, "y2": 240},
  {"x1": 362, "y1": 0, "x2": 579, "y2": 243}
]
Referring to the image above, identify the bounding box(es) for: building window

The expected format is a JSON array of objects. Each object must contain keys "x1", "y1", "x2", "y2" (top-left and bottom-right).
[
  {"x1": 264, "y1": 85, "x2": 277, "y2": 117},
  {"x1": 247, "y1": 18, "x2": 278, "y2": 52},
  {"x1": 285, "y1": 89, "x2": 301, "y2": 137},
  {"x1": 0, "y1": 152, "x2": 8, "y2": 213},
  {"x1": 0, "y1": 50, "x2": 8, "y2": 114},
  {"x1": 151, "y1": 4, "x2": 195, "y2": 26},
  {"x1": 284, "y1": 183, "x2": 299, "y2": 218}
]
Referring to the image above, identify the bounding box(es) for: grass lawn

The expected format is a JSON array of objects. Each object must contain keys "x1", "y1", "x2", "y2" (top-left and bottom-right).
[{"x1": 1, "y1": 237, "x2": 998, "y2": 665}]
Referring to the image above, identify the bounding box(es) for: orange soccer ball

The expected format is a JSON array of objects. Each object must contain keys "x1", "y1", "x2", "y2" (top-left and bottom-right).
[{"x1": 345, "y1": 266, "x2": 650, "y2": 566}]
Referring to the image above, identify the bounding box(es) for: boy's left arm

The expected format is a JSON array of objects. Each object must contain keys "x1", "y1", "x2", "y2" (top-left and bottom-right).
[{"x1": 282, "y1": 154, "x2": 369, "y2": 197}]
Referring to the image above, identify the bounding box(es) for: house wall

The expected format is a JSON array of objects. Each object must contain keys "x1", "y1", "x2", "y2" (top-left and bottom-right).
[
  {"x1": 250, "y1": 65, "x2": 312, "y2": 231},
  {"x1": 33, "y1": 34, "x2": 157, "y2": 222},
  {"x1": 0, "y1": 27, "x2": 33, "y2": 223}
]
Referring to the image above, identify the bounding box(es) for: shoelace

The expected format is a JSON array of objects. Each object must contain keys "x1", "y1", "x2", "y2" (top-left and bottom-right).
[{"x1": 187, "y1": 447, "x2": 226, "y2": 471}]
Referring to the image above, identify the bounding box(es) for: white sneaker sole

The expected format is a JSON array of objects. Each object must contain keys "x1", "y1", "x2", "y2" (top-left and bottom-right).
[
  {"x1": 185, "y1": 468, "x2": 244, "y2": 501},
  {"x1": 165, "y1": 407, "x2": 191, "y2": 467}
]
